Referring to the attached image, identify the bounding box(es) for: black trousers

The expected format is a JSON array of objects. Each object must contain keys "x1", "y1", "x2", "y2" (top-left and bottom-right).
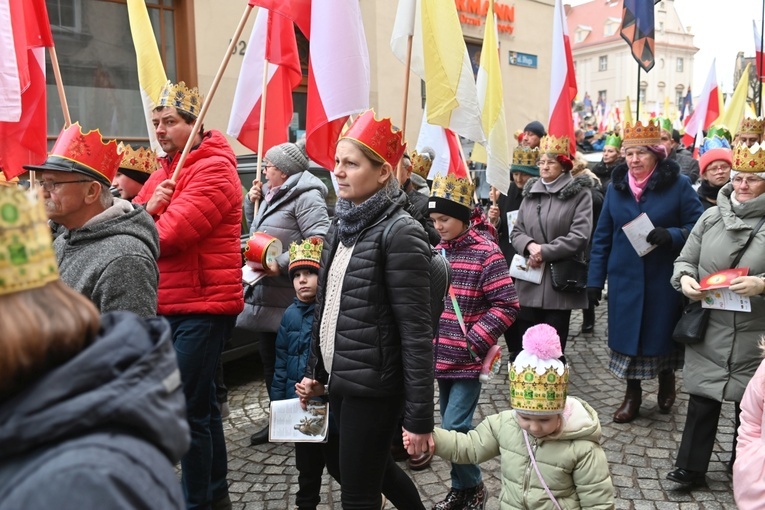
[
  {"x1": 257, "y1": 331, "x2": 278, "y2": 395},
  {"x1": 675, "y1": 393, "x2": 742, "y2": 472},
  {"x1": 294, "y1": 433, "x2": 341, "y2": 510},
  {"x1": 516, "y1": 307, "x2": 572, "y2": 352}
]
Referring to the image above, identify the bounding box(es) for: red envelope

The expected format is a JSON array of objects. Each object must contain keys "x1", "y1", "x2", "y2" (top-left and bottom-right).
[{"x1": 698, "y1": 268, "x2": 749, "y2": 290}]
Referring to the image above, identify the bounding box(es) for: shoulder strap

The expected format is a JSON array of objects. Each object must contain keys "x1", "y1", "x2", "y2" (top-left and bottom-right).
[
  {"x1": 523, "y1": 430, "x2": 563, "y2": 510},
  {"x1": 732, "y1": 215, "x2": 765, "y2": 268}
]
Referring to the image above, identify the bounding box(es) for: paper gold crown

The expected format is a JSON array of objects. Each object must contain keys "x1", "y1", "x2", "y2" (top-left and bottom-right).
[
  {"x1": 604, "y1": 134, "x2": 622, "y2": 149},
  {"x1": 0, "y1": 187, "x2": 59, "y2": 296},
  {"x1": 411, "y1": 150, "x2": 433, "y2": 180},
  {"x1": 622, "y1": 120, "x2": 661, "y2": 148},
  {"x1": 118, "y1": 143, "x2": 158, "y2": 175},
  {"x1": 738, "y1": 117, "x2": 765, "y2": 135},
  {"x1": 158, "y1": 81, "x2": 203, "y2": 117},
  {"x1": 512, "y1": 146, "x2": 539, "y2": 168},
  {"x1": 538, "y1": 135, "x2": 570, "y2": 156},
  {"x1": 509, "y1": 362, "x2": 569, "y2": 414},
  {"x1": 289, "y1": 237, "x2": 323, "y2": 273},
  {"x1": 733, "y1": 142, "x2": 765, "y2": 172},
  {"x1": 340, "y1": 110, "x2": 407, "y2": 167},
  {"x1": 430, "y1": 173, "x2": 475, "y2": 208},
  {"x1": 24, "y1": 122, "x2": 122, "y2": 187}
]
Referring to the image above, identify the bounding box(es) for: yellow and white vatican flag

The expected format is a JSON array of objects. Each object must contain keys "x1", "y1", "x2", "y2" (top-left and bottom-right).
[
  {"x1": 127, "y1": 0, "x2": 167, "y2": 153},
  {"x1": 715, "y1": 63, "x2": 750, "y2": 133},
  {"x1": 471, "y1": 0, "x2": 509, "y2": 194},
  {"x1": 391, "y1": 0, "x2": 484, "y2": 144}
]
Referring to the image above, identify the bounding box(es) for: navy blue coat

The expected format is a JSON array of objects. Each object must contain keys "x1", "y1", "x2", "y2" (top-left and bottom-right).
[
  {"x1": 271, "y1": 298, "x2": 316, "y2": 401},
  {"x1": 588, "y1": 159, "x2": 703, "y2": 357}
]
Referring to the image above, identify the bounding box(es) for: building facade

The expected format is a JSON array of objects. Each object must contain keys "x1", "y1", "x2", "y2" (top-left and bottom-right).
[
  {"x1": 566, "y1": 0, "x2": 696, "y2": 121},
  {"x1": 44, "y1": 0, "x2": 556, "y2": 158}
]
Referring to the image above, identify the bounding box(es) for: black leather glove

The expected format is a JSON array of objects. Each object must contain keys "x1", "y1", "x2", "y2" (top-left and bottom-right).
[
  {"x1": 587, "y1": 287, "x2": 602, "y2": 308},
  {"x1": 646, "y1": 227, "x2": 672, "y2": 247}
]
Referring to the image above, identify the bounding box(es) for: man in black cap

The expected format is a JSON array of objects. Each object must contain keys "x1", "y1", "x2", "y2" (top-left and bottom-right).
[{"x1": 521, "y1": 120, "x2": 546, "y2": 149}]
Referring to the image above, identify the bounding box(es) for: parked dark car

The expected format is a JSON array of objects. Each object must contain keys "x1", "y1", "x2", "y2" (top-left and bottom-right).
[{"x1": 222, "y1": 154, "x2": 335, "y2": 363}]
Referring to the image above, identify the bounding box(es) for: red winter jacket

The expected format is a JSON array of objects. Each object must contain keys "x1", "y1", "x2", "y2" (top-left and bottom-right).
[{"x1": 135, "y1": 130, "x2": 244, "y2": 316}]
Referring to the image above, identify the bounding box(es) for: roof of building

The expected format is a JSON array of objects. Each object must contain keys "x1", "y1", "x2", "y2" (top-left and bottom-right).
[{"x1": 566, "y1": 1, "x2": 624, "y2": 49}]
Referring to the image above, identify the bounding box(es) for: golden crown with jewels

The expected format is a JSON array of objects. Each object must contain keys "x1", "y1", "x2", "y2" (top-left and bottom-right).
[
  {"x1": 622, "y1": 120, "x2": 661, "y2": 148},
  {"x1": 157, "y1": 81, "x2": 203, "y2": 117},
  {"x1": 512, "y1": 145, "x2": 540, "y2": 168},
  {"x1": 733, "y1": 142, "x2": 765, "y2": 172},
  {"x1": 118, "y1": 143, "x2": 158, "y2": 175},
  {"x1": 0, "y1": 187, "x2": 59, "y2": 296},
  {"x1": 509, "y1": 362, "x2": 569, "y2": 415},
  {"x1": 430, "y1": 173, "x2": 474, "y2": 208},
  {"x1": 411, "y1": 150, "x2": 434, "y2": 180},
  {"x1": 538, "y1": 135, "x2": 570, "y2": 156},
  {"x1": 289, "y1": 237, "x2": 323, "y2": 273},
  {"x1": 738, "y1": 117, "x2": 765, "y2": 135}
]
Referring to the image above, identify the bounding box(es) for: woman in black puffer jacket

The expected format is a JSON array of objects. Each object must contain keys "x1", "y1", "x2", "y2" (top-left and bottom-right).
[{"x1": 298, "y1": 110, "x2": 433, "y2": 509}]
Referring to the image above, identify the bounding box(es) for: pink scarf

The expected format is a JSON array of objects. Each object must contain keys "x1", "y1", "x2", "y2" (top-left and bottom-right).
[{"x1": 628, "y1": 166, "x2": 657, "y2": 202}]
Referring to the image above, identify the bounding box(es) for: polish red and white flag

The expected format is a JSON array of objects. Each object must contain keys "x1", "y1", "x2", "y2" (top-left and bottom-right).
[
  {"x1": 682, "y1": 60, "x2": 721, "y2": 147},
  {"x1": 548, "y1": 0, "x2": 578, "y2": 156}
]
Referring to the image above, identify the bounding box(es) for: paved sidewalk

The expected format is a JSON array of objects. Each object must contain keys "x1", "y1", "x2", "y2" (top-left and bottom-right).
[{"x1": 221, "y1": 306, "x2": 738, "y2": 509}]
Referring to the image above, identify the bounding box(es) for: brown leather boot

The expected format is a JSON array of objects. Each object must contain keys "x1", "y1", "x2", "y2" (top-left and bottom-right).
[
  {"x1": 657, "y1": 370, "x2": 676, "y2": 413},
  {"x1": 613, "y1": 379, "x2": 641, "y2": 423}
]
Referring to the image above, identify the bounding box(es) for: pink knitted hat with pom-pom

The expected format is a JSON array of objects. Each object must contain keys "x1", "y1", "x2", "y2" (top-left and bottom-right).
[{"x1": 508, "y1": 324, "x2": 569, "y2": 414}]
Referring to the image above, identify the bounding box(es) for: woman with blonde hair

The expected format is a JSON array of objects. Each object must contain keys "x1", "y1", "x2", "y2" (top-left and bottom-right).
[
  {"x1": 0, "y1": 187, "x2": 188, "y2": 509},
  {"x1": 297, "y1": 110, "x2": 433, "y2": 509}
]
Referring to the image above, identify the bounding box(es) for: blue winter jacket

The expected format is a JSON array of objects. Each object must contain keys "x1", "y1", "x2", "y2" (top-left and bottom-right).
[{"x1": 271, "y1": 298, "x2": 316, "y2": 401}]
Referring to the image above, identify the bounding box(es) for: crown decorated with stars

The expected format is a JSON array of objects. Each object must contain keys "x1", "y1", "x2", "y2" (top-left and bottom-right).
[
  {"x1": 738, "y1": 117, "x2": 765, "y2": 135},
  {"x1": 158, "y1": 81, "x2": 203, "y2": 117},
  {"x1": 289, "y1": 237, "x2": 323, "y2": 273},
  {"x1": 604, "y1": 133, "x2": 622, "y2": 149},
  {"x1": 118, "y1": 143, "x2": 158, "y2": 175},
  {"x1": 538, "y1": 135, "x2": 570, "y2": 156},
  {"x1": 411, "y1": 150, "x2": 434, "y2": 180},
  {"x1": 733, "y1": 142, "x2": 765, "y2": 172},
  {"x1": 430, "y1": 173, "x2": 475, "y2": 208},
  {"x1": 622, "y1": 120, "x2": 661, "y2": 148},
  {"x1": 340, "y1": 110, "x2": 407, "y2": 168},
  {"x1": 509, "y1": 324, "x2": 569, "y2": 415},
  {"x1": 512, "y1": 146, "x2": 539, "y2": 168},
  {"x1": 0, "y1": 187, "x2": 59, "y2": 296}
]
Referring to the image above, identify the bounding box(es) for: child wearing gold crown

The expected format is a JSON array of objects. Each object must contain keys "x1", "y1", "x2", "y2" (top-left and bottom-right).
[
  {"x1": 428, "y1": 173, "x2": 520, "y2": 509},
  {"x1": 407, "y1": 324, "x2": 614, "y2": 509}
]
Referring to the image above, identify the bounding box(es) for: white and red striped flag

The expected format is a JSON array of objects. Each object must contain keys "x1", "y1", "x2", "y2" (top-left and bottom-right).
[
  {"x1": 415, "y1": 107, "x2": 467, "y2": 179},
  {"x1": 0, "y1": 0, "x2": 53, "y2": 180},
  {"x1": 682, "y1": 60, "x2": 721, "y2": 147},
  {"x1": 227, "y1": 7, "x2": 301, "y2": 154},
  {"x1": 754, "y1": 20, "x2": 764, "y2": 81},
  {"x1": 548, "y1": 0, "x2": 578, "y2": 156}
]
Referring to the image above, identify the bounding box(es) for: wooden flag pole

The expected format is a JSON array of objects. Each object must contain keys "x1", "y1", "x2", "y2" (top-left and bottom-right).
[
  {"x1": 397, "y1": 34, "x2": 414, "y2": 186},
  {"x1": 252, "y1": 58, "x2": 270, "y2": 211},
  {"x1": 48, "y1": 46, "x2": 71, "y2": 128},
  {"x1": 171, "y1": 3, "x2": 254, "y2": 182}
]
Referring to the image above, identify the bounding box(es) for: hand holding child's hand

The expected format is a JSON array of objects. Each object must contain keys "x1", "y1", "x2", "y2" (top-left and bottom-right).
[
  {"x1": 402, "y1": 428, "x2": 434, "y2": 456},
  {"x1": 295, "y1": 377, "x2": 325, "y2": 410}
]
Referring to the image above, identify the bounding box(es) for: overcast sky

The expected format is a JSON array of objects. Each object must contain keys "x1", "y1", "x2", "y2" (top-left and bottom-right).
[{"x1": 567, "y1": 0, "x2": 765, "y2": 93}]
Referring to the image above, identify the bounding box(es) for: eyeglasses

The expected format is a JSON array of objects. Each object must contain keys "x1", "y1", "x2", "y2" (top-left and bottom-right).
[
  {"x1": 732, "y1": 176, "x2": 765, "y2": 186},
  {"x1": 706, "y1": 164, "x2": 731, "y2": 173},
  {"x1": 36, "y1": 179, "x2": 93, "y2": 192}
]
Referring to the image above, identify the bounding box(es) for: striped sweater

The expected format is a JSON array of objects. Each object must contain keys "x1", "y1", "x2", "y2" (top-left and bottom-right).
[{"x1": 435, "y1": 227, "x2": 519, "y2": 378}]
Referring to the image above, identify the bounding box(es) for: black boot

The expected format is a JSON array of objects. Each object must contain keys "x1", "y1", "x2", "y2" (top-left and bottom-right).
[
  {"x1": 433, "y1": 488, "x2": 466, "y2": 510},
  {"x1": 582, "y1": 306, "x2": 595, "y2": 333},
  {"x1": 250, "y1": 425, "x2": 269, "y2": 446},
  {"x1": 462, "y1": 482, "x2": 487, "y2": 510},
  {"x1": 614, "y1": 379, "x2": 641, "y2": 423},
  {"x1": 657, "y1": 370, "x2": 676, "y2": 413}
]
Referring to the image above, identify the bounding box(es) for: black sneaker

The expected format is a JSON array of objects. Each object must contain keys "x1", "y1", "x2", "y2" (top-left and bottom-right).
[
  {"x1": 462, "y1": 482, "x2": 487, "y2": 510},
  {"x1": 433, "y1": 488, "x2": 465, "y2": 510}
]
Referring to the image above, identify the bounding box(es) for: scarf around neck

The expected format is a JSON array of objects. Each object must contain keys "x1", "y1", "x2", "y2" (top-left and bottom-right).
[
  {"x1": 698, "y1": 179, "x2": 723, "y2": 204},
  {"x1": 335, "y1": 182, "x2": 399, "y2": 247},
  {"x1": 628, "y1": 165, "x2": 657, "y2": 202}
]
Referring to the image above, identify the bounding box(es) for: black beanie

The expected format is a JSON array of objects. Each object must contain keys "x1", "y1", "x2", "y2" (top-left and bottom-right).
[
  {"x1": 118, "y1": 167, "x2": 151, "y2": 184},
  {"x1": 524, "y1": 121, "x2": 546, "y2": 138},
  {"x1": 428, "y1": 196, "x2": 471, "y2": 224}
]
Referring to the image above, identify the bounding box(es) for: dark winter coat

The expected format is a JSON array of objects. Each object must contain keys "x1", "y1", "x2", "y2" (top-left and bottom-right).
[
  {"x1": 0, "y1": 313, "x2": 189, "y2": 509},
  {"x1": 495, "y1": 183, "x2": 525, "y2": 263},
  {"x1": 406, "y1": 187, "x2": 441, "y2": 246},
  {"x1": 588, "y1": 159, "x2": 704, "y2": 357},
  {"x1": 591, "y1": 157, "x2": 624, "y2": 190},
  {"x1": 305, "y1": 192, "x2": 434, "y2": 434},
  {"x1": 271, "y1": 298, "x2": 315, "y2": 401},
  {"x1": 511, "y1": 172, "x2": 594, "y2": 310},
  {"x1": 670, "y1": 147, "x2": 700, "y2": 185}
]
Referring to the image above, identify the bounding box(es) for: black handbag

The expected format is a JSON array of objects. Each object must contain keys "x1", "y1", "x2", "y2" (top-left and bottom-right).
[
  {"x1": 536, "y1": 204, "x2": 587, "y2": 293},
  {"x1": 672, "y1": 301, "x2": 709, "y2": 345},
  {"x1": 672, "y1": 215, "x2": 765, "y2": 344}
]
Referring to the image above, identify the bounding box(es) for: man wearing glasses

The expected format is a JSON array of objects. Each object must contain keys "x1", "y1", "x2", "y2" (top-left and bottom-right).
[{"x1": 23, "y1": 123, "x2": 159, "y2": 318}]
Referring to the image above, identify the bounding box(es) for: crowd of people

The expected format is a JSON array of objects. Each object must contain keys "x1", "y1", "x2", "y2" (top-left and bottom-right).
[{"x1": 3, "y1": 77, "x2": 765, "y2": 510}]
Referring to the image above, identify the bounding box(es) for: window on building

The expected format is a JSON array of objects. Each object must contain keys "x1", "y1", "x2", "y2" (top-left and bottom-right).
[
  {"x1": 639, "y1": 83, "x2": 647, "y2": 104},
  {"x1": 676, "y1": 58, "x2": 684, "y2": 72},
  {"x1": 676, "y1": 86, "x2": 685, "y2": 111},
  {"x1": 45, "y1": 0, "x2": 185, "y2": 143},
  {"x1": 599, "y1": 56, "x2": 608, "y2": 72},
  {"x1": 658, "y1": 21, "x2": 664, "y2": 33},
  {"x1": 604, "y1": 23, "x2": 615, "y2": 37}
]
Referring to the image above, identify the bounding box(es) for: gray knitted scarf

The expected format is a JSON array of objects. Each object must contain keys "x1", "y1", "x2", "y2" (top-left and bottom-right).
[{"x1": 335, "y1": 181, "x2": 400, "y2": 247}]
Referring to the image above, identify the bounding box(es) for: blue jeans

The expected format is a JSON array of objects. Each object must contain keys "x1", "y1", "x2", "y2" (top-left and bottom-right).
[
  {"x1": 166, "y1": 314, "x2": 235, "y2": 510},
  {"x1": 438, "y1": 378, "x2": 483, "y2": 490}
]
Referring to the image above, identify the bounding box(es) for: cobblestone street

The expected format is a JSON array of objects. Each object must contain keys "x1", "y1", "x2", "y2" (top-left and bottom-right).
[{"x1": 221, "y1": 305, "x2": 738, "y2": 509}]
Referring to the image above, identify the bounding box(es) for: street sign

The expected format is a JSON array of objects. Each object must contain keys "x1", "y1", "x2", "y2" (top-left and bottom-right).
[{"x1": 508, "y1": 51, "x2": 537, "y2": 69}]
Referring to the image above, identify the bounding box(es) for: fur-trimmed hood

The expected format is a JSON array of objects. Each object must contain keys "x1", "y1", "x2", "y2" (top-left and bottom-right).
[
  {"x1": 610, "y1": 157, "x2": 680, "y2": 193},
  {"x1": 522, "y1": 171, "x2": 598, "y2": 201}
]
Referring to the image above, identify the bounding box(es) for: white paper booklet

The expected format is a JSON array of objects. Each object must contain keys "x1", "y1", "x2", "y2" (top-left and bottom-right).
[
  {"x1": 269, "y1": 398, "x2": 329, "y2": 443},
  {"x1": 508, "y1": 253, "x2": 544, "y2": 284},
  {"x1": 242, "y1": 264, "x2": 267, "y2": 285},
  {"x1": 506, "y1": 210, "x2": 519, "y2": 238},
  {"x1": 621, "y1": 212, "x2": 658, "y2": 257},
  {"x1": 702, "y1": 289, "x2": 751, "y2": 312}
]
